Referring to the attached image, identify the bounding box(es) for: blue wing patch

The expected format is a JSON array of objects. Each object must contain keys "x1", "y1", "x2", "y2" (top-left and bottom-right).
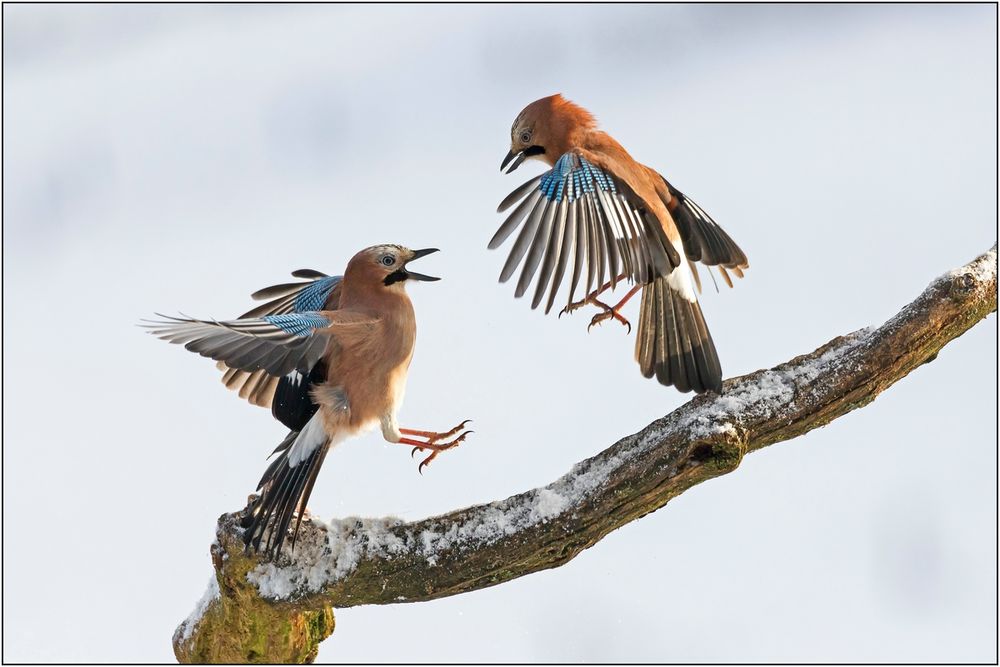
[
  {"x1": 293, "y1": 275, "x2": 341, "y2": 312},
  {"x1": 538, "y1": 153, "x2": 617, "y2": 203},
  {"x1": 262, "y1": 313, "x2": 330, "y2": 337},
  {"x1": 493, "y1": 150, "x2": 676, "y2": 313}
]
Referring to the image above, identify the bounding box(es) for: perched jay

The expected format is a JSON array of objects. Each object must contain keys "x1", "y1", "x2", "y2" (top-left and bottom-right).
[
  {"x1": 495, "y1": 94, "x2": 749, "y2": 394},
  {"x1": 147, "y1": 245, "x2": 471, "y2": 558}
]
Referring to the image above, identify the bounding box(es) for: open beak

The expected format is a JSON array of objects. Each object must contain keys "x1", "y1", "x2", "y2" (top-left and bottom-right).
[
  {"x1": 500, "y1": 149, "x2": 526, "y2": 174},
  {"x1": 404, "y1": 247, "x2": 440, "y2": 282}
]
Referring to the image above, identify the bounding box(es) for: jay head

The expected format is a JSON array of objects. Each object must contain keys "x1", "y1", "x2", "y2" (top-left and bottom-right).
[
  {"x1": 350, "y1": 244, "x2": 441, "y2": 289},
  {"x1": 146, "y1": 244, "x2": 472, "y2": 559},
  {"x1": 501, "y1": 94, "x2": 598, "y2": 174},
  {"x1": 494, "y1": 94, "x2": 750, "y2": 395}
]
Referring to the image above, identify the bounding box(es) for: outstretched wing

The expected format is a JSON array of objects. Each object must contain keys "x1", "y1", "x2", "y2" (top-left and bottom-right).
[
  {"x1": 146, "y1": 312, "x2": 335, "y2": 379},
  {"x1": 239, "y1": 271, "x2": 343, "y2": 319},
  {"x1": 662, "y1": 179, "x2": 749, "y2": 289},
  {"x1": 219, "y1": 271, "x2": 343, "y2": 409},
  {"x1": 492, "y1": 151, "x2": 678, "y2": 314}
]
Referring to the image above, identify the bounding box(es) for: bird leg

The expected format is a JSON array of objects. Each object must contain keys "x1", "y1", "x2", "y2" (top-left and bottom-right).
[
  {"x1": 587, "y1": 284, "x2": 642, "y2": 334},
  {"x1": 559, "y1": 273, "x2": 629, "y2": 318},
  {"x1": 397, "y1": 420, "x2": 473, "y2": 473}
]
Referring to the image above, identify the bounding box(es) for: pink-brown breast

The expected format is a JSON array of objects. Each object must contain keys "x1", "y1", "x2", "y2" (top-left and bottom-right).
[{"x1": 327, "y1": 282, "x2": 417, "y2": 431}]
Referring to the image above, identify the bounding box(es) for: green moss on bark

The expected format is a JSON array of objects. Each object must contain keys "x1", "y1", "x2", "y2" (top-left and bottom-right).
[{"x1": 173, "y1": 535, "x2": 335, "y2": 664}]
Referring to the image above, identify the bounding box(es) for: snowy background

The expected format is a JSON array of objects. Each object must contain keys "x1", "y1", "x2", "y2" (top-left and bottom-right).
[{"x1": 3, "y1": 4, "x2": 996, "y2": 662}]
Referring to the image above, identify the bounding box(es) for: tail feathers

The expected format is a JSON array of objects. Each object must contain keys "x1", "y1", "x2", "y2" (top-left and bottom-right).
[
  {"x1": 636, "y1": 276, "x2": 723, "y2": 394},
  {"x1": 242, "y1": 425, "x2": 331, "y2": 559}
]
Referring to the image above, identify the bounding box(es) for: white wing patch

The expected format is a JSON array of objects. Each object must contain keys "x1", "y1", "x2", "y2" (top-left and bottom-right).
[{"x1": 666, "y1": 239, "x2": 697, "y2": 302}]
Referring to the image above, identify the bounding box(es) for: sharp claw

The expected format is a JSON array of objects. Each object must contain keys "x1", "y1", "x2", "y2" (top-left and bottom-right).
[
  {"x1": 405, "y1": 423, "x2": 473, "y2": 473},
  {"x1": 560, "y1": 298, "x2": 594, "y2": 319},
  {"x1": 587, "y1": 309, "x2": 630, "y2": 334}
]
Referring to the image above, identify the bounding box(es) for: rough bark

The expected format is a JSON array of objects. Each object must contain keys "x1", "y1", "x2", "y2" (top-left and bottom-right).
[{"x1": 174, "y1": 244, "x2": 997, "y2": 664}]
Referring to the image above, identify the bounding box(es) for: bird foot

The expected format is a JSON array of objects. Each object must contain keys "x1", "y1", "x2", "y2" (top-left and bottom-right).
[
  {"x1": 559, "y1": 296, "x2": 594, "y2": 318},
  {"x1": 398, "y1": 420, "x2": 473, "y2": 474},
  {"x1": 558, "y1": 274, "x2": 629, "y2": 319},
  {"x1": 414, "y1": 429, "x2": 473, "y2": 474},
  {"x1": 586, "y1": 299, "x2": 632, "y2": 334},
  {"x1": 428, "y1": 419, "x2": 471, "y2": 444}
]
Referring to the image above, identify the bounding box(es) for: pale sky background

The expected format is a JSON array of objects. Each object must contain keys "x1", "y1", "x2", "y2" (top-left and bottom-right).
[{"x1": 2, "y1": 4, "x2": 997, "y2": 663}]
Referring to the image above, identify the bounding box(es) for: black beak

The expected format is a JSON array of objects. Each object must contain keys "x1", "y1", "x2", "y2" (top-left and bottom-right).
[
  {"x1": 403, "y1": 247, "x2": 440, "y2": 282},
  {"x1": 501, "y1": 149, "x2": 526, "y2": 174}
]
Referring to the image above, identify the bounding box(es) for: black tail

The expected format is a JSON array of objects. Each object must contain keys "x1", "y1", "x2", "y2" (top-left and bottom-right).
[
  {"x1": 241, "y1": 428, "x2": 330, "y2": 559},
  {"x1": 635, "y1": 276, "x2": 723, "y2": 394}
]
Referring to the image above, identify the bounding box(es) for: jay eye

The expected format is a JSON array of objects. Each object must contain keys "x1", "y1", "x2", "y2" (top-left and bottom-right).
[
  {"x1": 519, "y1": 130, "x2": 532, "y2": 144},
  {"x1": 380, "y1": 256, "x2": 395, "y2": 267}
]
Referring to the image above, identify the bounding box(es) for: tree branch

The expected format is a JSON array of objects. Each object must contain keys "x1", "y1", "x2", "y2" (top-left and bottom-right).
[{"x1": 174, "y1": 244, "x2": 997, "y2": 663}]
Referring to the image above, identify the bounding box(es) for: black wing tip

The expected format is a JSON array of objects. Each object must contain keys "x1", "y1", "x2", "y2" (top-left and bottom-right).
[
  {"x1": 291, "y1": 269, "x2": 328, "y2": 279},
  {"x1": 664, "y1": 179, "x2": 748, "y2": 272}
]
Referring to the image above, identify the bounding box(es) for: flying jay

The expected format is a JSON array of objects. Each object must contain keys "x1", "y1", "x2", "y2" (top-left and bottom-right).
[{"x1": 494, "y1": 94, "x2": 749, "y2": 394}]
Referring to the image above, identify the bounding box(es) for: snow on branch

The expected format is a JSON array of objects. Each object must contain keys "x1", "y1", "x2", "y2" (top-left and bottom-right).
[{"x1": 174, "y1": 244, "x2": 997, "y2": 664}]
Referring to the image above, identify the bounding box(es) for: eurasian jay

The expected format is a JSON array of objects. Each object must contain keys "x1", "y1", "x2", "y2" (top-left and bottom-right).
[
  {"x1": 147, "y1": 245, "x2": 471, "y2": 558},
  {"x1": 495, "y1": 94, "x2": 749, "y2": 394}
]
